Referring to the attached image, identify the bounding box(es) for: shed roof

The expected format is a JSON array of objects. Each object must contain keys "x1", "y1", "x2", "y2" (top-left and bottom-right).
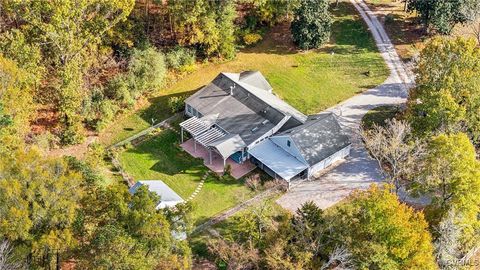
[
  {"x1": 129, "y1": 180, "x2": 184, "y2": 209},
  {"x1": 249, "y1": 139, "x2": 308, "y2": 181},
  {"x1": 278, "y1": 113, "x2": 351, "y2": 166}
]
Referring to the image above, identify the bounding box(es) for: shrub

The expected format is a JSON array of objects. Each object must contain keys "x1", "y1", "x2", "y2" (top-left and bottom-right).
[
  {"x1": 243, "y1": 33, "x2": 263, "y2": 46},
  {"x1": 33, "y1": 131, "x2": 60, "y2": 151},
  {"x1": 385, "y1": 13, "x2": 395, "y2": 24},
  {"x1": 85, "y1": 142, "x2": 107, "y2": 168},
  {"x1": 105, "y1": 75, "x2": 134, "y2": 108},
  {"x1": 245, "y1": 174, "x2": 261, "y2": 191},
  {"x1": 165, "y1": 46, "x2": 196, "y2": 72},
  {"x1": 128, "y1": 46, "x2": 166, "y2": 97},
  {"x1": 168, "y1": 95, "x2": 187, "y2": 113},
  {"x1": 224, "y1": 164, "x2": 232, "y2": 176}
]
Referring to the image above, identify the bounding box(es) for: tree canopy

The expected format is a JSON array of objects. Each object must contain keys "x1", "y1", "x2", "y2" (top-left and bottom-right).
[
  {"x1": 407, "y1": 0, "x2": 480, "y2": 34},
  {"x1": 291, "y1": 0, "x2": 332, "y2": 50},
  {"x1": 328, "y1": 185, "x2": 437, "y2": 270},
  {"x1": 407, "y1": 37, "x2": 480, "y2": 143}
]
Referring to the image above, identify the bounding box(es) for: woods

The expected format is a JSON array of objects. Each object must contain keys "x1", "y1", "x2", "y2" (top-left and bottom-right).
[{"x1": 1, "y1": 0, "x2": 480, "y2": 269}]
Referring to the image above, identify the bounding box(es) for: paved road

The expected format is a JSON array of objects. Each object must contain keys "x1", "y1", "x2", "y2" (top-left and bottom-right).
[{"x1": 277, "y1": 0, "x2": 414, "y2": 211}]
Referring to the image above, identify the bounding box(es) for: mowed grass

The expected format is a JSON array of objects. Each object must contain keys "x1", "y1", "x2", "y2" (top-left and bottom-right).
[
  {"x1": 98, "y1": 1, "x2": 389, "y2": 146},
  {"x1": 118, "y1": 129, "x2": 256, "y2": 225}
]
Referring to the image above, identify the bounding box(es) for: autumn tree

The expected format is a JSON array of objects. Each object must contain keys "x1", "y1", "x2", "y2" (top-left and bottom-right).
[
  {"x1": 166, "y1": 0, "x2": 236, "y2": 59},
  {"x1": 0, "y1": 55, "x2": 35, "y2": 153},
  {"x1": 74, "y1": 182, "x2": 190, "y2": 269},
  {"x1": 291, "y1": 0, "x2": 332, "y2": 50},
  {"x1": 412, "y1": 133, "x2": 480, "y2": 253},
  {"x1": 327, "y1": 185, "x2": 437, "y2": 269},
  {"x1": 0, "y1": 149, "x2": 83, "y2": 269},
  {"x1": 407, "y1": 37, "x2": 480, "y2": 143},
  {"x1": 1, "y1": 0, "x2": 135, "y2": 144}
]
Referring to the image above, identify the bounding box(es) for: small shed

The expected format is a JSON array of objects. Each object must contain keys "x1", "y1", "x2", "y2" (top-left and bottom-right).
[{"x1": 129, "y1": 180, "x2": 184, "y2": 209}]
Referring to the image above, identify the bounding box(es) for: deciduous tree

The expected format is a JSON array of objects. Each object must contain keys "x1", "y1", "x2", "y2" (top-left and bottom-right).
[
  {"x1": 328, "y1": 185, "x2": 437, "y2": 269},
  {"x1": 407, "y1": 37, "x2": 480, "y2": 143},
  {"x1": 412, "y1": 133, "x2": 480, "y2": 252},
  {"x1": 0, "y1": 149, "x2": 83, "y2": 269}
]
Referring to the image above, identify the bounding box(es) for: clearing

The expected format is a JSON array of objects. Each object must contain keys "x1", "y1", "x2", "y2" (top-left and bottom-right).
[
  {"x1": 118, "y1": 129, "x2": 257, "y2": 225},
  {"x1": 99, "y1": 1, "x2": 389, "y2": 146}
]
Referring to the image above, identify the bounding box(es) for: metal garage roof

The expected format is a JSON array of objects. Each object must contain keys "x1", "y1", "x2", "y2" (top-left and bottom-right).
[
  {"x1": 129, "y1": 180, "x2": 184, "y2": 209},
  {"x1": 248, "y1": 140, "x2": 308, "y2": 181}
]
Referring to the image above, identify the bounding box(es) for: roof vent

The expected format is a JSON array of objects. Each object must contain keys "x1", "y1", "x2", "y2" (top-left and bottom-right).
[
  {"x1": 251, "y1": 126, "x2": 259, "y2": 133},
  {"x1": 262, "y1": 120, "x2": 269, "y2": 125},
  {"x1": 230, "y1": 84, "x2": 236, "y2": 95}
]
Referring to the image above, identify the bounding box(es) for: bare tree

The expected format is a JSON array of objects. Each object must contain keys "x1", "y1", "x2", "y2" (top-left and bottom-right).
[
  {"x1": 320, "y1": 246, "x2": 354, "y2": 270},
  {"x1": 0, "y1": 239, "x2": 24, "y2": 270},
  {"x1": 435, "y1": 210, "x2": 462, "y2": 269},
  {"x1": 362, "y1": 119, "x2": 424, "y2": 193},
  {"x1": 460, "y1": 0, "x2": 480, "y2": 44}
]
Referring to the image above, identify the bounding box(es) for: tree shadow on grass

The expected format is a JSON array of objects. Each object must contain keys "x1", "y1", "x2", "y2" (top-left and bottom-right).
[{"x1": 138, "y1": 87, "x2": 201, "y2": 125}]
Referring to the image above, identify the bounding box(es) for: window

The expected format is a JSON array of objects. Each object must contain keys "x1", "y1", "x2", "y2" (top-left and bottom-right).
[{"x1": 287, "y1": 140, "x2": 291, "y2": 147}]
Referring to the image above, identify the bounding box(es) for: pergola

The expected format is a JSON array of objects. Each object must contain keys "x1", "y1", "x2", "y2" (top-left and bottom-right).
[{"x1": 180, "y1": 116, "x2": 235, "y2": 167}]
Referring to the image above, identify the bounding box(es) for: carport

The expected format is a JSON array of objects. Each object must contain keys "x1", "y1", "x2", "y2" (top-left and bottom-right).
[{"x1": 248, "y1": 140, "x2": 308, "y2": 182}]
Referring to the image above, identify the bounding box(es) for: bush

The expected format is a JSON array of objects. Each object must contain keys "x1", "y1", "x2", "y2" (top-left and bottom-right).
[
  {"x1": 385, "y1": 13, "x2": 395, "y2": 24},
  {"x1": 165, "y1": 46, "x2": 196, "y2": 72},
  {"x1": 245, "y1": 174, "x2": 261, "y2": 191},
  {"x1": 168, "y1": 95, "x2": 187, "y2": 113},
  {"x1": 243, "y1": 33, "x2": 263, "y2": 46},
  {"x1": 129, "y1": 46, "x2": 166, "y2": 97},
  {"x1": 224, "y1": 164, "x2": 232, "y2": 176},
  {"x1": 83, "y1": 88, "x2": 119, "y2": 132},
  {"x1": 105, "y1": 75, "x2": 135, "y2": 108}
]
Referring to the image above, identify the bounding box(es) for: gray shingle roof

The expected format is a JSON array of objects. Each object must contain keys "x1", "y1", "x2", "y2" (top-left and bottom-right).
[
  {"x1": 185, "y1": 72, "x2": 305, "y2": 145},
  {"x1": 279, "y1": 113, "x2": 351, "y2": 166},
  {"x1": 238, "y1": 71, "x2": 273, "y2": 92}
]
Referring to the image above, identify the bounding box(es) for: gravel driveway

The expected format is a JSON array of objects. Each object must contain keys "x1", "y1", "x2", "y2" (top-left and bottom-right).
[{"x1": 277, "y1": 0, "x2": 414, "y2": 211}]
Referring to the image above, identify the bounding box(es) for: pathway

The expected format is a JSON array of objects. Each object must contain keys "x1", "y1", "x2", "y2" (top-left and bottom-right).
[{"x1": 277, "y1": 0, "x2": 414, "y2": 211}]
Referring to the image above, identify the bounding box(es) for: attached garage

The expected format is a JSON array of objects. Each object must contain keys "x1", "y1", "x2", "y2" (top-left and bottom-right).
[{"x1": 248, "y1": 112, "x2": 351, "y2": 182}]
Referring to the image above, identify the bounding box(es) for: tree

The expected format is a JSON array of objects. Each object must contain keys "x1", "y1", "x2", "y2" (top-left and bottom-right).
[
  {"x1": 407, "y1": 0, "x2": 475, "y2": 34},
  {"x1": 0, "y1": 239, "x2": 24, "y2": 270},
  {"x1": 328, "y1": 185, "x2": 437, "y2": 269},
  {"x1": 207, "y1": 238, "x2": 260, "y2": 270},
  {"x1": 412, "y1": 133, "x2": 480, "y2": 252},
  {"x1": 1, "y1": 0, "x2": 135, "y2": 144},
  {"x1": 128, "y1": 46, "x2": 167, "y2": 97},
  {"x1": 74, "y1": 183, "x2": 188, "y2": 270},
  {"x1": 0, "y1": 55, "x2": 35, "y2": 152},
  {"x1": 407, "y1": 37, "x2": 480, "y2": 143},
  {"x1": 0, "y1": 149, "x2": 83, "y2": 269},
  {"x1": 167, "y1": 0, "x2": 236, "y2": 59},
  {"x1": 291, "y1": 0, "x2": 332, "y2": 50},
  {"x1": 362, "y1": 119, "x2": 423, "y2": 193}
]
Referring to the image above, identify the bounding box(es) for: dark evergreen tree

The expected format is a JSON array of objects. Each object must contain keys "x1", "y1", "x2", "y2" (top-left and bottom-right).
[{"x1": 291, "y1": 0, "x2": 332, "y2": 50}]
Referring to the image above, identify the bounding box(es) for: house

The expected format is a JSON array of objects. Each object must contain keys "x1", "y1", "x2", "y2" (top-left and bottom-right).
[
  {"x1": 129, "y1": 180, "x2": 184, "y2": 209},
  {"x1": 180, "y1": 71, "x2": 351, "y2": 183}
]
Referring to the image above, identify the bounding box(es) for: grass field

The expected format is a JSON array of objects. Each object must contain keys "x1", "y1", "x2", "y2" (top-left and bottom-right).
[
  {"x1": 118, "y1": 129, "x2": 257, "y2": 225},
  {"x1": 361, "y1": 105, "x2": 400, "y2": 130},
  {"x1": 98, "y1": 1, "x2": 389, "y2": 146}
]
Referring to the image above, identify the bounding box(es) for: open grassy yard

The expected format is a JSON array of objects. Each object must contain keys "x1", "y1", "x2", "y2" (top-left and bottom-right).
[
  {"x1": 98, "y1": 1, "x2": 389, "y2": 146},
  {"x1": 118, "y1": 129, "x2": 257, "y2": 225}
]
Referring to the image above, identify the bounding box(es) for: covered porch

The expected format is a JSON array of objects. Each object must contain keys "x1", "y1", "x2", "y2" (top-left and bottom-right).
[
  {"x1": 180, "y1": 138, "x2": 256, "y2": 179},
  {"x1": 248, "y1": 140, "x2": 308, "y2": 182}
]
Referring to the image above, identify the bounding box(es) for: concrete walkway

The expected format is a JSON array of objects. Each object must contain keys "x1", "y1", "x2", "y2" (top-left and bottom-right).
[{"x1": 277, "y1": 0, "x2": 414, "y2": 211}]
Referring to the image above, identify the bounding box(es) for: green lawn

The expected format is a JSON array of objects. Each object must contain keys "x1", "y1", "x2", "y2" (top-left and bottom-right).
[
  {"x1": 118, "y1": 129, "x2": 257, "y2": 225},
  {"x1": 361, "y1": 105, "x2": 400, "y2": 130},
  {"x1": 99, "y1": 1, "x2": 389, "y2": 146}
]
